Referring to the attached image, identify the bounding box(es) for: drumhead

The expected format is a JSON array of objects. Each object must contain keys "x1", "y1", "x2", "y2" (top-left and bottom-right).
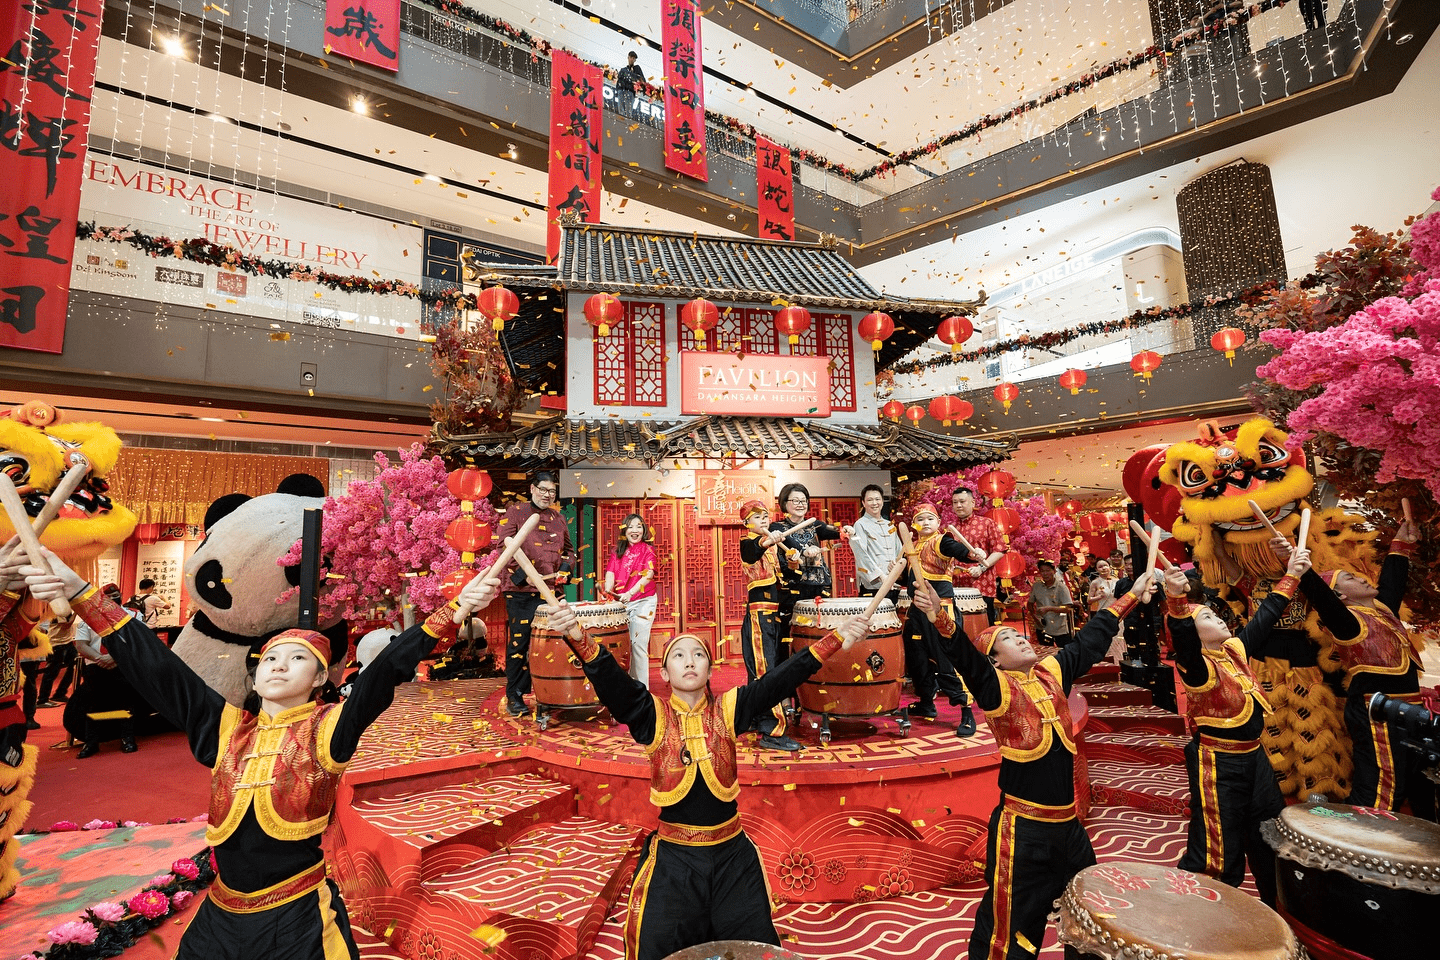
[
  {"x1": 953, "y1": 586, "x2": 987, "y2": 614},
  {"x1": 793, "y1": 598, "x2": 902, "y2": 631},
  {"x1": 1264, "y1": 802, "x2": 1440, "y2": 893},
  {"x1": 532, "y1": 600, "x2": 629, "y2": 630}
]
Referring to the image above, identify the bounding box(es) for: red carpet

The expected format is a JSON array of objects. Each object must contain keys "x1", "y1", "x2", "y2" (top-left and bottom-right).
[{"x1": 23, "y1": 704, "x2": 212, "y2": 830}]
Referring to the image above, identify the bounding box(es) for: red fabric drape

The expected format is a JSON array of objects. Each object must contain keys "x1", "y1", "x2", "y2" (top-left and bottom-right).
[
  {"x1": 547, "y1": 50, "x2": 602, "y2": 261},
  {"x1": 323, "y1": 0, "x2": 400, "y2": 72},
  {"x1": 661, "y1": 0, "x2": 707, "y2": 181},
  {"x1": 756, "y1": 136, "x2": 794, "y2": 241}
]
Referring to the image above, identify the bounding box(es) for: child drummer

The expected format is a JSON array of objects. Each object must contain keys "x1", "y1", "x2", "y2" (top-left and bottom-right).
[
  {"x1": 540, "y1": 600, "x2": 870, "y2": 960},
  {"x1": 912, "y1": 565, "x2": 1156, "y2": 960},
  {"x1": 903, "y1": 502, "x2": 977, "y2": 737},
  {"x1": 22, "y1": 546, "x2": 500, "y2": 960},
  {"x1": 1161, "y1": 546, "x2": 1312, "y2": 906},
  {"x1": 738, "y1": 499, "x2": 804, "y2": 752}
]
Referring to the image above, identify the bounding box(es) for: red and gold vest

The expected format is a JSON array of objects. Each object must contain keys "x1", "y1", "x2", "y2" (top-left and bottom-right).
[
  {"x1": 646, "y1": 690, "x2": 741, "y2": 807},
  {"x1": 207, "y1": 700, "x2": 346, "y2": 844},
  {"x1": 741, "y1": 532, "x2": 784, "y2": 591},
  {"x1": 987, "y1": 658, "x2": 1077, "y2": 762},
  {"x1": 1184, "y1": 639, "x2": 1270, "y2": 730},
  {"x1": 916, "y1": 532, "x2": 954, "y2": 584},
  {"x1": 1334, "y1": 602, "x2": 1420, "y2": 681}
]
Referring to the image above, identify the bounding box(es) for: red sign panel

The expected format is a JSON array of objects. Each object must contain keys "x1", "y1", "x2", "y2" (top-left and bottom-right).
[
  {"x1": 547, "y1": 50, "x2": 602, "y2": 262},
  {"x1": 679, "y1": 351, "x2": 832, "y2": 417},
  {"x1": 324, "y1": 0, "x2": 400, "y2": 72},
  {"x1": 695, "y1": 470, "x2": 773, "y2": 525},
  {"x1": 756, "y1": 136, "x2": 794, "y2": 242},
  {"x1": 662, "y1": 0, "x2": 707, "y2": 181},
  {"x1": 0, "y1": 0, "x2": 105, "y2": 354}
]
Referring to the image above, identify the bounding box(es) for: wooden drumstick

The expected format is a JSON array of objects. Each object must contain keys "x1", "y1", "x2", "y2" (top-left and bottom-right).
[
  {"x1": 510, "y1": 546, "x2": 583, "y2": 642},
  {"x1": 764, "y1": 515, "x2": 819, "y2": 547},
  {"x1": 1128, "y1": 520, "x2": 1176, "y2": 571},
  {"x1": 1247, "y1": 500, "x2": 1286, "y2": 543},
  {"x1": 0, "y1": 474, "x2": 71, "y2": 616},
  {"x1": 1401, "y1": 498, "x2": 1413, "y2": 525},
  {"x1": 859, "y1": 558, "x2": 908, "y2": 622},
  {"x1": 896, "y1": 521, "x2": 925, "y2": 586},
  {"x1": 945, "y1": 524, "x2": 979, "y2": 559},
  {"x1": 1297, "y1": 508, "x2": 1312, "y2": 553},
  {"x1": 2, "y1": 461, "x2": 89, "y2": 566},
  {"x1": 447, "y1": 512, "x2": 543, "y2": 623},
  {"x1": 1144, "y1": 518, "x2": 1163, "y2": 584}
]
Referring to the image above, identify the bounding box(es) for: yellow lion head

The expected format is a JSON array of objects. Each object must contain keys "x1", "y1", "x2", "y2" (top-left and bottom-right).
[{"x1": 0, "y1": 401, "x2": 136, "y2": 562}]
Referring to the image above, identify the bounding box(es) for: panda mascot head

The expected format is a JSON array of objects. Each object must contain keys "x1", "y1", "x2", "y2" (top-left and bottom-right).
[{"x1": 172, "y1": 473, "x2": 347, "y2": 705}]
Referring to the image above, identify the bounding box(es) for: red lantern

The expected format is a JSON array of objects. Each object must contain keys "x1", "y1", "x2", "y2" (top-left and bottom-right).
[
  {"x1": 775, "y1": 305, "x2": 812, "y2": 345},
  {"x1": 858, "y1": 311, "x2": 894, "y2": 352},
  {"x1": 1077, "y1": 512, "x2": 1108, "y2": 534},
  {"x1": 988, "y1": 506, "x2": 1021, "y2": 535},
  {"x1": 445, "y1": 517, "x2": 493, "y2": 553},
  {"x1": 881, "y1": 399, "x2": 905, "y2": 421},
  {"x1": 992, "y1": 550, "x2": 1026, "y2": 582},
  {"x1": 927, "y1": 395, "x2": 969, "y2": 427},
  {"x1": 438, "y1": 569, "x2": 473, "y2": 601},
  {"x1": 1210, "y1": 327, "x2": 1245, "y2": 366},
  {"x1": 1058, "y1": 368, "x2": 1087, "y2": 395},
  {"x1": 904, "y1": 404, "x2": 926, "y2": 426},
  {"x1": 977, "y1": 469, "x2": 1016, "y2": 501},
  {"x1": 680, "y1": 297, "x2": 719, "y2": 350},
  {"x1": 446, "y1": 467, "x2": 492, "y2": 501},
  {"x1": 1129, "y1": 350, "x2": 1162, "y2": 381},
  {"x1": 993, "y1": 381, "x2": 1019, "y2": 412},
  {"x1": 1058, "y1": 499, "x2": 1083, "y2": 518},
  {"x1": 937, "y1": 315, "x2": 975, "y2": 353},
  {"x1": 584, "y1": 292, "x2": 624, "y2": 337},
  {"x1": 476, "y1": 285, "x2": 519, "y2": 332}
]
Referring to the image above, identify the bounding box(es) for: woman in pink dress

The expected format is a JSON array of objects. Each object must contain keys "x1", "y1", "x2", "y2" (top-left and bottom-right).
[{"x1": 603, "y1": 513, "x2": 659, "y2": 687}]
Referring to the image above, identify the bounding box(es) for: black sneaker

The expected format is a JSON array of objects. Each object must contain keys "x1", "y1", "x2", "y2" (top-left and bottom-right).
[
  {"x1": 505, "y1": 698, "x2": 526, "y2": 717},
  {"x1": 956, "y1": 706, "x2": 977, "y2": 739},
  {"x1": 120, "y1": 737, "x2": 139, "y2": 753},
  {"x1": 758, "y1": 734, "x2": 802, "y2": 752},
  {"x1": 910, "y1": 701, "x2": 938, "y2": 719},
  {"x1": 77, "y1": 742, "x2": 100, "y2": 759}
]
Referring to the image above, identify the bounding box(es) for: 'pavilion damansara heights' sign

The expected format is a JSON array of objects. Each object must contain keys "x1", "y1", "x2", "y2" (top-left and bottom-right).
[{"x1": 679, "y1": 351, "x2": 832, "y2": 417}]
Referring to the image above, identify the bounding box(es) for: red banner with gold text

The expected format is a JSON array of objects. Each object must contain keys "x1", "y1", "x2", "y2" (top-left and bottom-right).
[
  {"x1": 662, "y1": 0, "x2": 707, "y2": 181},
  {"x1": 546, "y1": 50, "x2": 603, "y2": 262},
  {"x1": 0, "y1": 0, "x2": 105, "y2": 354},
  {"x1": 756, "y1": 136, "x2": 794, "y2": 242},
  {"x1": 324, "y1": 0, "x2": 400, "y2": 72}
]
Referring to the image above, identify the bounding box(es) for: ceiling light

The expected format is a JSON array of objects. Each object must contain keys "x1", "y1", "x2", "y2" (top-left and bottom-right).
[
  {"x1": 198, "y1": 417, "x2": 225, "y2": 422},
  {"x1": 1396, "y1": 32, "x2": 1414, "y2": 45},
  {"x1": 352, "y1": 96, "x2": 368, "y2": 114},
  {"x1": 158, "y1": 34, "x2": 185, "y2": 58},
  {"x1": 424, "y1": 173, "x2": 441, "y2": 182},
  {"x1": 507, "y1": 144, "x2": 518, "y2": 160},
  {"x1": 209, "y1": 113, "x2": 229, "y2": 123}
]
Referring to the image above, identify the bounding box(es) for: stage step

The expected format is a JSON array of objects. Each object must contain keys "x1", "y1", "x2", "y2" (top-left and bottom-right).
[
  {"x1": 1085, "y1": 703, "x2": 1187, "y2": 736},
  {"x1": 352, "y1": 772, "x2": 574, "y2": 847},
  {"x1": 421, "y1": 815, "x2": 645, "y2": 959},
  {"x1": 1088, "y1": 759, "x2": 1191, "y2": 817},
  {"x1": 1074, "y1": 680, "x2": 1153, "y2": 707},
  {"x1": 1087, "y1": 731, "x2": 1188, "y2": 766}
]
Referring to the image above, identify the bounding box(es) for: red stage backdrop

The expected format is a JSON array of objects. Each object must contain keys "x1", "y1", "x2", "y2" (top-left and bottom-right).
[
  {"x1": 662, "y1": 0, "x2": 707, "y2": 181},
  {"x1": 0, "y1": 0, "x2": 105, "y2": 355},
  {"x1": 547, "y1": 50, "x2": 602, "y2": 262},
  {"x1": 756, "y1": 136, "x2": 794, "y2": 241},
  {"x1": 324, "y1": 0, "x2": 400, "y2": 72}
]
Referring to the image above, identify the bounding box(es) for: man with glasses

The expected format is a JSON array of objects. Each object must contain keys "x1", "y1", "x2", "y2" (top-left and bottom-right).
[{"x1": 500, "y1": 471, "x2": 576, "y2": 717}]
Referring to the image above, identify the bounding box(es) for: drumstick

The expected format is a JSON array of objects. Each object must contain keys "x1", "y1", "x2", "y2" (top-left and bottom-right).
[
  {"x1": 764, "y1": 515, "x2": 819, "y2": 547},
  {"x1": 1297, "y1": 508, "x2": 1311, "y2": 553},
  {"x1": 1401, "y1": 498, "x2": 1413, "y2": 525},
  {"x1": 859, "y1": 558, "x2": 908, "y2": 622},
  {"x1": 2, "y1": 461, "x2": 89, "y2": 566},
  {"x1": 449, "y1": 512, "x2": 542, "y2": 623},
  {"x1": 0, "y1": 474, "x2": 71, "y2": 616},
  {"x1": 510, "y1": 546, "x2": 583, "y2": 642},
  {"x1": 945, "y1": 524, "x2": 979, "y2": 559},
  {"x1": 1247, "y1": 500, "x2": 1286, "y2": 543},
  {"x1": 1128, "y1": 520, "x2": 1176, "y2": 571},
  {"x1": 1145, "y1": 518, "x2": 1162, "y2": 583}
]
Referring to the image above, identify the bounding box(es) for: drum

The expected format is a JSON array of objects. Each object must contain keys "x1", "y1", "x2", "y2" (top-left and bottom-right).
[
  {"x1": 661, "y1": 941, "x2": 805, "y2": 960},
  {"x1": 954, "y1": 586, "x2": 989, "y2": 639},
  {"x1": 1263, "y1": 801, "x2": 1440, "y2": 960},
  {"x1": 529, "y1": 601, "x2": 630, "y2": 709},
  {"x1": 1057, "y1": 861, "x2": 1303, "y2": 960},
  {"x1": 790, "y1": 598, "x2": 903, "y2": 718}
]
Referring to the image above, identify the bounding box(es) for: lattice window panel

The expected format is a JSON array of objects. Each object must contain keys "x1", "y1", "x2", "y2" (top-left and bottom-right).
[
  {"x1": 677, "y1": 305, "x2": 778, "y2": 355},
  {"x1": 597, "y1": 500, "x2": 637, "y2": 593},
  {"x1": 717, "y1": 524, "x2": 749, "y2": 658},
  {"x1": 824, "y1": 498, "x2": 861, "y2": 595},
  {"x1": 593, "y1": 322, "x2": 628, "y2": 405},
  {"x1": 592, "y1": 300, "x2": 667, "y2": 406},
  {"x1": 788, "y1": 314, "x2": 856, "y2": 412},
  {"x1": 642, "y1": 500, "x2": 678, "y2": 630},
  {"x1": 680, "y1": 503, "x2": 717, "y2": 628}
]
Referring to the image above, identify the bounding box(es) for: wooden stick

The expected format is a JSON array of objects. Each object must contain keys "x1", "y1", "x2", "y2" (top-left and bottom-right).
[
  {"x1": 510, "y1": 546, "x2": 583, "y2": 641},
  {"x1": 764, "y1": 515, "x2": 819, "y2": 547},
  {"x1": 896, "y1": 521, "x2": 925, "y2": 587},
  {"x1": 859, "y1": 558, "x2": 908, "y2": 622},
  {"x1": 446, "y1": 512, "x2": 543, "y2": 623},
  {"x1": 1144, "y1": 518, "x2": 1163, "y2": 585},
  {"x1": 1247, "y1": 500, "x2": 1286, "y2": 542},
  {"x1": 1128, "y1": 520, "x2": 1176, "y2": 570},
  {"x1": 945, "y1": 524, "x2": 979, "y2": 559},
  {"x1": 0, "y1": 474, "x2": 70, "y2": 616},
  {"x1": 1297, "y1": 508, "x2": 1312, "y2": 553},
  {"x1": 1402, "y1": 498, "x2": 1414, "y2": 525}
]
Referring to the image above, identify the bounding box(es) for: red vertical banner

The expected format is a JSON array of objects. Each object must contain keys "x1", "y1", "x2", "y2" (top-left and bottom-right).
[
  {"x1": 756, "y1": 136, "x2": 794, "y2": 241},
  {"x1": 0, "y1": 0, "x2": 104, "y2": 354},
  {"x1": 324, "y1": 0, "x2": 400, "y2": 72},
  {"x1": 662, "y1": 0, "x2": 707, "y2": 181},
  {"x1": 546, "y1": 50, "x2": 602, "y2": 262}
]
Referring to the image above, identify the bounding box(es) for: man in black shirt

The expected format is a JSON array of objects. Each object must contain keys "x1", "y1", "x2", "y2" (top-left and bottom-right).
[{"x1": 617, "y1": 51, "x2": 645, "y2": 119}]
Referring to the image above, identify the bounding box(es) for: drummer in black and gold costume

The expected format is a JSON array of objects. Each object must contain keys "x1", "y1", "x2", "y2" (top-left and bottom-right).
[
  {"x1": 22, "y1": 546, "x2": 500, "y2": 960},
  {"x1": 1162, "y1": 546, "x2": 1311, "y2": 906},
  {"x1": 738, "y1": 499, "x2": 803, "y2": 752},
  {"x1": 912, "y1": 567, "x2": 1156, "y2": 960},
  {"x1": 903, "y1": 502, "x2": 976, "y2": 737},
  {"x1": 541, "y1": 601, "x2": 870, "y2": 960}
]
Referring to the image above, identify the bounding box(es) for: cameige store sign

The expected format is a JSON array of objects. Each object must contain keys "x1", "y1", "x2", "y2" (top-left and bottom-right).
[{"x1": 679, "y1": 351, "x2": 831, "y2": 417}]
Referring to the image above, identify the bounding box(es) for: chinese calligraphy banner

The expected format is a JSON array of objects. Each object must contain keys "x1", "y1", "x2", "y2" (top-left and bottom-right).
[
  {"x1": 546, "y1": 50, "x2": 602, "y2": 262},
  {"x1": 756, "y1": 136, "x2": 794, "y2": 242},
  {"x1": 0, "y1": 0, "x2": 105, "y2": 354},
  {"x1": 324, "y1": 0, "x2": 400, "y2": 72},
  {"x1": 662, "y1": 0, "x2": 707, "y2": 181}
]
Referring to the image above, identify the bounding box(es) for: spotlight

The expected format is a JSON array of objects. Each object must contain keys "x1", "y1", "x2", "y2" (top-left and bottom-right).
[
  {"x1": 1396, "y1": 32, "x2": 1414, "y2": 45},
  {"x1": 352, "y1": 96, "x2": 368, "y2": 114},
  {"x1": 507, "y1": 143, "x2": 518, "y2": 160},
  {"x1": 158, "y1": 34, "x2": 185, "y2": 58}
]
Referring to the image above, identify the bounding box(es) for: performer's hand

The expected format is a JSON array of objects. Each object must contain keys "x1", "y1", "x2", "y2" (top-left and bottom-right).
[
  {"x1": 968, "y1": 565, "x2": 985, "y2": 578},
  {"x1": 1267, "y1": 535, "x2": 1292, "y2": 561},
  {"x1": 20, "y1": 547, "x2": 87, "y2": 601},
  {"x1": 1394, "y1": 517, "x2": 1419, "y2": 544},
  {"x1": 911, "y1": 579, "x2": 943, "y2": 622},
  {"x1": 0, "y1": 536, "x2": 26, "y2": 592},
  {"x1": 541, "y1": 600, "x2": 580, "y2": 638},
  {"x1": 455, "y1": 572, "x2": 503, "y2": 615},
  {"x1": 1286, "y1": 547, "x2": 1312, "y2": 578},
  {"x1": 835, "y1": 615, "x2": 870, "y2": 649},
  {"x1": 840, "y1": 525, "x2": 854, "y2": 538},
  {"x1": 1162, "y1": 566, "x2": 1190, "y2": 597},
  {"x1": 1128, "y1": 571, "x2": 1157, "y2": 604},
  {"x1": 803, "y1": 546, "x2": 822, "y2": 559}
]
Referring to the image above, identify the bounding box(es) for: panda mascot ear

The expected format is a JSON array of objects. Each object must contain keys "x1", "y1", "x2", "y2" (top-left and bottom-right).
[
  {"x1": 277, "y1": 473, "x2": 326, "y2": 499},
  {"x1": 204, "y1": 492, "x2": 253, "y2": 532}
]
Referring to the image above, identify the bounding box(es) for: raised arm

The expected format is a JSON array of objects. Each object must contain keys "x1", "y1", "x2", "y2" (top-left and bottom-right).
[
  {"x1": 1057, "y1": 578, "x2": 1154, "y2": 687},
  {"x1": 911, "y1": 580, "x2": 1001, "y2": 709},
  {"x1": 545, "y1": 602, "x2": 656, "y2": 744},
  {"x1": 733, "y1": 618, "x2": 867, "y2": 731}
]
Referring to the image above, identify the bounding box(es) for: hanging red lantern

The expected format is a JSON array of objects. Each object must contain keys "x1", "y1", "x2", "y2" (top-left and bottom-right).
[
  {"x1": 1129, "y1": 350, "x2": 1162, "y2": 381},
  {"x1": 680, "y1": 297, "x2": 719, "y2": 350},
  {"x1": 584, "y1": 292, "x2": 624, "y2": 337},
  {"x1": 976, "y1": 469, "x2": 1016, "y2": 501},
  {"x1": 438, "y1": 569, "x2": 473, "y2": 602},
  {"x1": 993, "y1": 381, "x2": 1019, "y2": 412},
  {"x1": 445, "y1": 517, "x2": 493, "y2": 553},
  {"x1": 987, "y1": 506, "x2": 1021, "y2": 535},
  {"x1": 775, "y1": 305, "x2": 812, "y2": 345},
  {"x1": 937, "y1": 315, "x2": 975, "y2": 353},
  {"x1": 446, "y1": 467, "x2": 493, "y2": 501},
  {"x1": 927, "y1": 395, "x2": 965, "y2": 427},
  {"x1": 993, "y1": 550, "x2": 1026, "y2": 583},
  {"x1": 881, "y1": 399, "x2": 905, "y2": 421},
  {"x1": 1210, "y1": 327, "x2": 1245, "y2": 366},
  {"x1": 1077, "y1": 512, "x2": 1108, "y2": 534},
  {"x1": 904, "y1": 404, "x2": 926, "y2": 426},
  {"x1": 858, "y1": 311, "x2": 895, "y2": 352},
  {"x1": 1057, "y1": 499, "x2": 1084, "y2": 518},
  {"x1": 1058, "y1": 368, "x2": 1087, "y2": 395},
  {"x1": 476, "y1": 285, "x2": 519, "y2": 332}
]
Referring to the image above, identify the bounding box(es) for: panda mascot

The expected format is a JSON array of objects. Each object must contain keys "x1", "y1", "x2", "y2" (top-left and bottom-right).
[{"x1": 173, "y1": 474, "x2": 348, "y2": 706}]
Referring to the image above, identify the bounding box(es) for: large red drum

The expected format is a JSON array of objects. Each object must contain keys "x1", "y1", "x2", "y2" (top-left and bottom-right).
[
  {"x1": 953, "y1": 586, "x2": 989, "y2": 640},
  {"x1": 529, "y1": 601, "x2": 630, "y2": 709},
  {"x1": 1263, "y1": 801, "x2": 1440, "y2": 960},
  {"x1": 1057, "y1": 861, "x2": 1303, "y2": 960},
  {"x1": 790, "y1": 598, "x2": 903, "y2": 718}
]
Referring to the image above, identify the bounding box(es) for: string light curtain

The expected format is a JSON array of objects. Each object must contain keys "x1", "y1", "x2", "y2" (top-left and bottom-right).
[{"x1": 109, "y1": 449, "x2": 330, "y2": 526}]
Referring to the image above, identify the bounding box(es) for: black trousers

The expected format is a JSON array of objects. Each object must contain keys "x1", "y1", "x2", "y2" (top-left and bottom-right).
[
  {"x1": 38, "y1": 643, "x2": 77, "y2": 702},
  {"x1": 504, "y1": 591, "x2": 544, "y2": 705},
  {"x1": 177, "y1": 878, "x2": 358, "y2": 960},
  {"x1": 904, "y1": 598, "x2": 969, "y2": 707},
  {"x1": 970, "y1": 802, "x2": 1095, "y2": 960},
  {"x1": 1300, "y1": 0, "x2": 1326, "y2": 30},
  {"x1": 1177, "y1": 738, "x2": 1284, "y2": 905},
  {"x1": 626, "y1": 831, "x2": 778, "y2": 960},
  {"x1": 740, "y1": 601, "x2": 786, "y2": 737},
  {"x1": 1344, "y1": 691, "x2": 1436, "y2": 820}
]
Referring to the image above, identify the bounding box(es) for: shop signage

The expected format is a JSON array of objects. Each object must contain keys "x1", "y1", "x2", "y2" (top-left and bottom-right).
[
  {"x1": 324, "y1": 0, "x2": 400, "y2": 73},
  {"x1": 680, "y1": 352, "x2": 832, "y2": 417},
  {"x1": 695, "y1": 470, "x2": 773, "y2": 525}
]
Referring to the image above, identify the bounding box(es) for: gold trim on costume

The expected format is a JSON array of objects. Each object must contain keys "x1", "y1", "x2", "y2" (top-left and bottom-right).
[
  {"x1": 657, "y1": 814, "x2": 742, "y2": 846},
  {"x1": 209, "y1": 862, "x2": 327, "y2": 914}
]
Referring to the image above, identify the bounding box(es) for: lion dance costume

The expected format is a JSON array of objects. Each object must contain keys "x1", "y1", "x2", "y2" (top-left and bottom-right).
[
  {"x1": 0, "y1": 401, "x2": 136, "y2": 899},
  {"x1": 1127, "y1": 418, "x2": 1373, "y2": 799}
]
